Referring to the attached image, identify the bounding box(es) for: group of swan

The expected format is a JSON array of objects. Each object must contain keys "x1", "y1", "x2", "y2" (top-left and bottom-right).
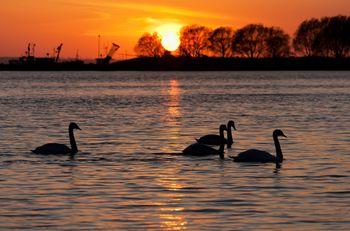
[
  {"x1": 32, "y1": 121, "x2": 287, "y2": 164},
  {"x1": 183, "y1": 120, "x2": 287, "y2": 164}
]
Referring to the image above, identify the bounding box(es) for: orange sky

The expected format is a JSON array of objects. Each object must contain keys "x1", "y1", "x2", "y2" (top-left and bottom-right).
[{"x1": 1, "y1": 0, "x2": 349, "y2": 58}]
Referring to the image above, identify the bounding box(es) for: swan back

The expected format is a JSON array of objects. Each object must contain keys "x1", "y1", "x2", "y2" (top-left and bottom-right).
[
  {"x1": 196, "y1": 124, "x2": 227, "y2": 146},
  {"x1": 233, "y1": 129, "x2": 287, "y2": 163},
  {"x1": 234, "y1": 149, "x2": 276, "y2": 162},
  {"x1": 183, "y1": 143, "x2": 221, "y2": 156},
  {"x1": 32, "y1": 143, "x2": 71, "y2": 155},
  {"x1": 32, "y1": 122, "x2": 81, "y2": 155}
]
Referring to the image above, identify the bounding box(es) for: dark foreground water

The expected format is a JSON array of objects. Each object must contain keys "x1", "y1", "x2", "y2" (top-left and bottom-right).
[{"x1": 0, "y1": 71, "x2": 349, "y2": 230}]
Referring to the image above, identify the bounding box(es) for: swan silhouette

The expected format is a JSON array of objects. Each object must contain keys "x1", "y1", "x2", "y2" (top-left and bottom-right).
[
  {"x1": 32, "y1": 122, "x2": 81, "y2": 155},
  {"x1": 183, "y1": 124, "x2": 226, "y2": 159},
  {"x1": 233, "y1": 129, "x2": 286, "y2": 163},
  {"x1": 196, "y1": 120, "x2": 236, "y2": 148}
]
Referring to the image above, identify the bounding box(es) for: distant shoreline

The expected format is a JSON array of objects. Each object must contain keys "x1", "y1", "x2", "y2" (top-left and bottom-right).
[{"x1": 1, "y1": 57, "x2": 350, "y2": 71}]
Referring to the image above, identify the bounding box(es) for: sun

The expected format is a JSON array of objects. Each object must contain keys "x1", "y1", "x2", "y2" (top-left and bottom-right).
[
  {"x1": 161, "y1": 32, "x2": 180, "y2": 51},
  {"x1": 156, "y1": 23, "x2": 182, "y2": 52}
]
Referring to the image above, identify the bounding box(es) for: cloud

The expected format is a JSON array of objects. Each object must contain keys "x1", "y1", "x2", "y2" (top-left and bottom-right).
[{"x1": 57, "y1": 0, "x2": 231, "y2": 20}]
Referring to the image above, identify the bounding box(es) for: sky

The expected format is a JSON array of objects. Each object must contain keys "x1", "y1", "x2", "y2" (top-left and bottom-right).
[{"x1": 0, "y1": 0, "x2": 349, "y2": 58}]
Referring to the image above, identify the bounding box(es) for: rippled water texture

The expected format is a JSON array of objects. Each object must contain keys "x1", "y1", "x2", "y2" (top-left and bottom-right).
[{"x1": 0, "y1": 71, "x2": 349, "y2": 230}]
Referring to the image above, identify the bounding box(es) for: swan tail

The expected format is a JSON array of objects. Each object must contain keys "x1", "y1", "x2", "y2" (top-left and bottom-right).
[{"x1": 228, "y1": 155, "x2": 238, "y2": 161}]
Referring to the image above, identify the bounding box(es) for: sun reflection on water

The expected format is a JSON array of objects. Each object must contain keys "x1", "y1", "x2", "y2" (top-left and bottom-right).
[
  {"x1": 160, "y1": 79, "x2": 182, "y2": 153},
  {"x1": 160, "y1": 212, "x2": 187, "y2": 231},
  {"x1": 157, "y1": 175, "x2": 187, "y2": 230},
  {"x1": 167, "y1": 79, "x2": 181, "y2": 120}
]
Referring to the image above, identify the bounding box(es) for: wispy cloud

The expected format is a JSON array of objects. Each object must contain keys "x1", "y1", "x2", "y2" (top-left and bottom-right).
[{"x1": 57, "y1": 0, "x2": 231, "y2": 20}]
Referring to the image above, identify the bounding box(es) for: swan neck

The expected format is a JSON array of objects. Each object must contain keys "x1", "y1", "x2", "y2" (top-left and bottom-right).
[
  {"x1": 273, "y1": 135, "x2": 283, "y2": 163},
  {"x1": 220, "y1": 127, "x2": 225, "y2": 139},
  {"x1": 219, "y1": 143, "x2": 225, "y2": 159},
  {"x1": 227, "y1": 125, "x2": 233, "y2": 147},
  {"x1": 69, "y1": 129, "x2": 78, "y2": 154}
]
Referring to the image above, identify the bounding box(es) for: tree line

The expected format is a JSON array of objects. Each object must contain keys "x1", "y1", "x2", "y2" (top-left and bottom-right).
[{"x1": 135, "y1": 15, "x2": 350, "y2": 58}]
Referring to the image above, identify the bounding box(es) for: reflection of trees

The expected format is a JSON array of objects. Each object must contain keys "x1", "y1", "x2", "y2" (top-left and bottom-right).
[
  {"x1": 179, "y1": 25, "x2": 211, "y2": 57},
  {"x1": 134, "y1": 32, "x2": 165, "y2": 58}
]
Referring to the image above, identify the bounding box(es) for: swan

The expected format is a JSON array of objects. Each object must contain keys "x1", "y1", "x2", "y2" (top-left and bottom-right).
[
  {"x1": 196, "y1": 120, "x2": 236, "y2": 148},
  {"x1": 183, "y1": 124, "x2": 226, "y2": 159},
  {"x1": 31, "y1": 122, "x2": 81, "y2": 155},
  {"x1": 232, "y1": 129, "x2": 287, "y2": 163}
]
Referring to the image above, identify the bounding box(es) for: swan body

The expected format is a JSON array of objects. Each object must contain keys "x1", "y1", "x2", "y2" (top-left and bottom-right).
[
  {"x1": 197, "y1": 120, "x2": 236, "y2": 148},
  {"x1": 183, "y1": 143, "x2": 223, "y2": 156},
  {"x1": 32, "y1": 143, "x2": 72, "y2": 155},
  {"x1": 233, "y1": 149, "x2": 277, "y2": 162},
  {"x1": 196, "y1": 135, "x2": 228, "y2": 146},
  {"x1": 233, "y1": 129, "x2": 286, "y2": 163},
  {"x1": 183, "y1": 125, "x2": 226, "y2": 159},
  {"x1": 32, "y1": 122, "x2": 81, "y2": 155}
]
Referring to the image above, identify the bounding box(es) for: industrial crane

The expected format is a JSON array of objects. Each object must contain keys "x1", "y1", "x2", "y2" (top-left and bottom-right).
[
  {"x1": 55, "y1": 43, "x2": 63, "y2": 62},
  {"x1": 96, "y1": 38, "x2": 120, "y2": 65}
]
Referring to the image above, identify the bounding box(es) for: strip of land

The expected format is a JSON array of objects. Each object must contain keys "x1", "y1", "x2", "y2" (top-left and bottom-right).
[{"x1": 1, "y1": 57, "x2": 350, "y2": 71}]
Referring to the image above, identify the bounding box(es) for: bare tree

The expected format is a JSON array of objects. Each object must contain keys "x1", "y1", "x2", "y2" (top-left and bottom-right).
[
  {"x1": 135, "y1": 32, "x2": 165, "y2": 58},
  {"x1": 179, "y1": 25, "x2": 212, "y2": 57},
  {"x1": 293, "y1": 18, "x2": 323, "y2": 57},
  {"x1": 209, "y1": 27, "x2": 235, "y2": 57},
  {"x1": 232, "y1": 24, "x2": 268, "y2": 58},
  {"x1": 265, "y1": 27, "x2": 291, "y2": 58},
  {"x1": 319, "y1": 15, "x2": 350, "y2": 58}
]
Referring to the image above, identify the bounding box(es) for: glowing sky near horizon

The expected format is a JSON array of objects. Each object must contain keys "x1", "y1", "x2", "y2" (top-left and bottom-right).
[{"x1": 0, "y1": 0, "x2": 349, "y2": 58}]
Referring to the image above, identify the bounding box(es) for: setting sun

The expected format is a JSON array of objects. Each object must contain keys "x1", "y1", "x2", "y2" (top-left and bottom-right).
[
  {"x1": 156, "y1": 24, "x2": 182, "y2": 52},
  {"x1": 161, "y1": 32, "x2": 180, "y2": 51}
]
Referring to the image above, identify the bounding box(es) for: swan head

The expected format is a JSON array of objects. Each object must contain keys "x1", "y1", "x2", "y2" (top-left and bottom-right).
[
  {"x1": 228, "y1": 120, "x2": 236, "y2": 130},
  {"x1": 69, "y1": 122, "x2": 81, "y2": 131},
  {"x1": 220, "y1": 124, "x2": 227, "y2": 132},
  {"x1": 273, "y1": 129, "x2": 287, "y2": 138},
  {"x1": 219, "y1": 124, "x2": 227, "y2": 143}
]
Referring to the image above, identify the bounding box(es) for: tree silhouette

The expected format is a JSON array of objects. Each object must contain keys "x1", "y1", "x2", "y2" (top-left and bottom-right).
[
  {"x1": 232, "y1": 24, "x2": 268, "y2": 58},
  {"x1": 179, "y1": 25, "x2": 212, "y2": 57},
  {"x1": 134, "y1": 32, "x2": 165, "y2": 58},
  {"x1": 209, "y1": 27, "x2": 235, "y2": 57},
  {"x1": 134, "y1": 15, "x2": 349, "y2": 60},
  {"x1": 293, "y1": 18, "x2": 323, "y2": 57},
  {"x1": 265, "y1": 27, "x2": 291, "y2": 58},
  {"x1": 318, "y1": 16, "x2": 350, "y2": 58}
]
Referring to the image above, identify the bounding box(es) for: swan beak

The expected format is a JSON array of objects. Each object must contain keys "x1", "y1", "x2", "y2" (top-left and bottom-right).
[
  {"x1": 282, "y1": 134, "x2": 287, "y2": 138},
  {"x1": 77, "y1": 127, "x2": 82, "y2": 130}
]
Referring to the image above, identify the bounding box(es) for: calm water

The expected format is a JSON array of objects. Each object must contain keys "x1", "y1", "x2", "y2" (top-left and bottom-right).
[{"x1": 0, "y1": 71, "x2": 349, "y2": 230}]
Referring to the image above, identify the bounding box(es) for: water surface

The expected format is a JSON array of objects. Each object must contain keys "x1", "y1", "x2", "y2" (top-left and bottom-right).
[{"x1": 0, "y1": 71, "x2": 349, "y2": 230}]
